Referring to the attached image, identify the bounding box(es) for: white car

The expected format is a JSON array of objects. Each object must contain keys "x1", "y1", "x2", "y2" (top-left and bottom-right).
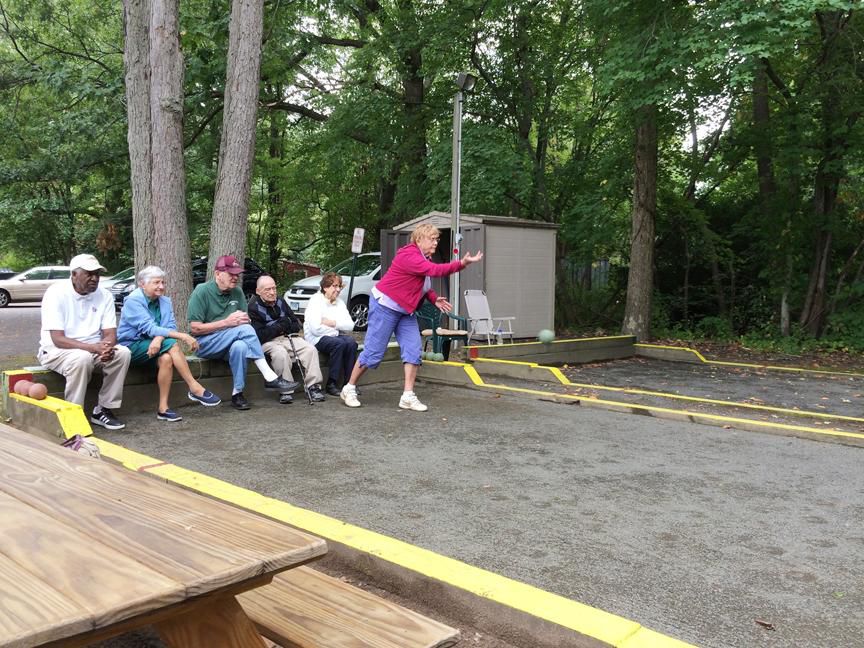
[
  {"x1": 100, "y1": 266, "x2": 135, "y2": 291},
  {"x1": 0, "y1": 266, "x2": 71, "y2": 307},
  {"x1": 284, "y1": 253, "x2": 381, "y2": 330}
]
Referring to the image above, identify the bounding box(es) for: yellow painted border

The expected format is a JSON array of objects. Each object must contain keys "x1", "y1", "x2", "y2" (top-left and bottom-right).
[
  {"x1": 472, "y1": 358, "x2": 864, "y2": 426},
  {"x1": 464, "y1": 361, "x2": 864, "y2": 442},
  {"x1": 89, "y1": 436, "x2": 693, "y2": 648},
  {"x1": 636, "y1": 343, "x2": 864, "y2": 377},
  {"x1": 466, "y1": 335, "x2": 633, "y2": 350},
  {"x1": 7, "y1": 393, "x2": 92, "y2": 439}
]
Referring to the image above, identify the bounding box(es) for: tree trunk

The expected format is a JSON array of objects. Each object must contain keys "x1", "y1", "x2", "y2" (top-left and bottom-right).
[
  {"x1": 753, "y1": 58, "x2": 789, "y2": 335},
  {"x1": 266, "y1": 104, "x2": 284, "y2": 275},
  {"x1": 622, "y1": 104, "x2": 657, "y2": 341},
  {"x1": 123, "y1": 0, "x2": 155, "y2": 271},
  {"x1": 208, "y1": 0, "x2": 265, "y2": 276},
  {"x1": 150, "y1": 0, "x2": 192, "y2": 328}
]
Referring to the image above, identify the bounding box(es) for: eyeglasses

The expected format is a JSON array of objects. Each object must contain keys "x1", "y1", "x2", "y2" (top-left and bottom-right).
[{"x1": 329, "y1": 285, "x2": 344, "y2": 290}]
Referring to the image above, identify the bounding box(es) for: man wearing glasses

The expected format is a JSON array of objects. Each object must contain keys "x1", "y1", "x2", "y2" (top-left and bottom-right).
[
  {"x1": 249, "y1": 274, "x2": 327, "y2": 403},
  {"x1": 187, "y1": 255, "x2": 298, "y2": 410}
]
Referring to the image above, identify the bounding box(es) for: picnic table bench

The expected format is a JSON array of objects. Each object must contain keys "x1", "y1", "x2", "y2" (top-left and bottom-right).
[
  {"x1": 0, "y1": 422, "x2": 460, "y2": 648},
  {"x1": 0, "y1": 421, "x2": 327, "y2": 648}
]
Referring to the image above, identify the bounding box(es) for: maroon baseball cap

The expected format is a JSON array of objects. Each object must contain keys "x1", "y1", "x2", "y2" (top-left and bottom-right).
[{"x1": 214, "y1": 255, "x2": 243, "y2": 275}]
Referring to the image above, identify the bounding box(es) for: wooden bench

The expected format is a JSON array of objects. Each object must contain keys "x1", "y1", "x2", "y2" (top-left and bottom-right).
[{"x1": 238, "y1": 565, "x2": 460, "y2": 648}]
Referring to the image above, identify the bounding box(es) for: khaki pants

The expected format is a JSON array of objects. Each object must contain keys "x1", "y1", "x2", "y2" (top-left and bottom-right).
[
  {"x1": 38, "y1": 346, "x2": 131, "y2": 409},
  {"x1": 262, "y1": 336, "x2": 323, "y2": 387}
]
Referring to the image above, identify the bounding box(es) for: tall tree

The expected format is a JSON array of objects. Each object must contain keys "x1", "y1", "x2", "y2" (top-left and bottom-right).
[
  {"x1": 207, "y1": 0, "x2": 265, "y2": 272},
  {"x1": 123, "y1": 0, "x2": 155, "y2": 269},
  {"x1": 622, "y1": 104, "x2": 657, "y2": 339}
]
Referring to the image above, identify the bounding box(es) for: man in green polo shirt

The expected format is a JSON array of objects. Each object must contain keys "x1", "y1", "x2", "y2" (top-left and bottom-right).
[{"x1": 187, "y1": 255, "x2": 298, "y2": 410}]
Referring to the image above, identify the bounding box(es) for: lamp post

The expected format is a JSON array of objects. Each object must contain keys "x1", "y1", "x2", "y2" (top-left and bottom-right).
[{"x1": 450, "y1": 72, "x2": 476, "y2": 319}]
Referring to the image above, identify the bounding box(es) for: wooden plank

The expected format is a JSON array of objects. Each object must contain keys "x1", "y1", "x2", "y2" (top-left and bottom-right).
[
  {"x1": 41, "y1": 577, "x2": 275, "y2": 648},
  {"x1": 0, "y1": 491, "x2": 185, "y2": 643},
  {"x1": 0, "y1": 552, "x2": 90, "y2": 648},
  {"x1": 0, "y1": 427, "x2": 326, "y2": 589},
  {"x1": 238, "y1": 567, "x2": 460, "y2": 648},
  {"x1": 156, "y1": 595, "x2": 267, "y2": 648},
  {"x1": 0, "y1": 425, "x2": 327, "y2": 647}
]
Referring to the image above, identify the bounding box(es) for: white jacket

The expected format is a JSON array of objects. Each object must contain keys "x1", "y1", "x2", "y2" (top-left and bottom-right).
[{"x1": 303, "y1": 291, "x2": 355, "y2": 345}]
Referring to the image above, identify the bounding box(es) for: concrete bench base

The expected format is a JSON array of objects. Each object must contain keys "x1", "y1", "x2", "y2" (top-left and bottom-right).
[{"x1": 8, "y1": 345, "x2": 407, "y2": 415}]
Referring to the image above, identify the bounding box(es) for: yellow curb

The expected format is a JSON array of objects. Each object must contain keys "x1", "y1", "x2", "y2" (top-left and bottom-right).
[
  {"x1": 93, "y1": 438, "x2": 692, "y2": 647},
  {"x1": 619, "y1": 627, "x2": 696, "y2": 648},
  {"x1": 472, "y1": 358, "x2": 864, "y2": 425},
  {"x1": 467, "y1": 335, "x2": 634, "y2": 349},
  {"x1": 636, "y1": 343, "x2": 864, "y2": 377},
  {"x1": 8, "y1": 393, "x2": 93, "y2": 439},
  {"x1": 460, "y1": 364, "x2": 864, "y2": 442}
]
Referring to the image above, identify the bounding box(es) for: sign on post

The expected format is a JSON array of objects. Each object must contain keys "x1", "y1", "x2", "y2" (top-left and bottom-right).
[
  {"x1": 347, "y1": 228, "x2": 365, "y2": 304},
  {"x1": 351, "y1": 228, "x2": 365, "y2": 254}
]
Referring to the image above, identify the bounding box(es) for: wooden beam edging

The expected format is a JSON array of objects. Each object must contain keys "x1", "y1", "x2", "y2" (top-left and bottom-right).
[
  {"x1": 92, "y1": 438, "x2": 694, "y2": 648},
  {"x1": 458, "y1": 364, "x2": 864, "y2": 447},
  {"x1": 469, "y1": 358, "x2": 864, "y2": 427},
  {"x1": 4, "y1": 392, "x2": 92, "y2": 440},
  {"x1": 635, "y1": 343, "x2": 864, "y2": 377}
]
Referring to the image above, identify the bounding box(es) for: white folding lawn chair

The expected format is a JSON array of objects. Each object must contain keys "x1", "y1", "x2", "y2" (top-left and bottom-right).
[{"x1": 464, "y1": 289, "x2": 516, "y2": 345}]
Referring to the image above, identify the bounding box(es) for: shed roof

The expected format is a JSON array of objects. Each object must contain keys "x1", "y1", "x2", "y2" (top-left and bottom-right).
[{"x1": 392, "y1": 211, "x2": 559, "y2": 231}]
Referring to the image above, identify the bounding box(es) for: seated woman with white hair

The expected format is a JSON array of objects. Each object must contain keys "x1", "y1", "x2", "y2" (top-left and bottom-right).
[{"x1": 117, "y1": 265, "x2": 221, "y2": 421}]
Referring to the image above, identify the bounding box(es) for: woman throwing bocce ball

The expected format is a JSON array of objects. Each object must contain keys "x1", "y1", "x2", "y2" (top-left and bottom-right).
[{"x1": 340, "y1": 223, "x2": 483, "y2": 411}]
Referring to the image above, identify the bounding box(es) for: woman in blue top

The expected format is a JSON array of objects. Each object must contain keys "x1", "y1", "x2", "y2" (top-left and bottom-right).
[{"x1": 117, "y1": 266, "x2": 221, "y2": 421}]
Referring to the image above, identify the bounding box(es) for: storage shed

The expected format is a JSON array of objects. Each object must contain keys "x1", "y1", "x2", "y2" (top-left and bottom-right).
[{"x1": 381, "y1": 212, "x2": 558, "y2": 339}]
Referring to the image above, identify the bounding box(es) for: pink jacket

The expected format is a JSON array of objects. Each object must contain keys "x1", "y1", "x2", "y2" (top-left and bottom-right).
[{"x1": 376, "y1": 243, "x2": 465, "y2": 314}]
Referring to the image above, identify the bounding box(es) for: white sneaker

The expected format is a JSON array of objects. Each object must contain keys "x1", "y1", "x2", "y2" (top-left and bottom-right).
[
  {"x1": 399, "y1": 391, "x2": 428, "y2": 412},
  {"x1": 341, "y1": 385, "x2": 361, "y2": 408}
]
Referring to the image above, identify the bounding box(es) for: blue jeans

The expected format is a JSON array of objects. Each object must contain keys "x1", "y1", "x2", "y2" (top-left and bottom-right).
[
  {"x1": 194, "y1": 324, "x2": 264, "y2": 392},
  {"x1": 358, "y1": 297, "x2": 422, "y2": 369}
]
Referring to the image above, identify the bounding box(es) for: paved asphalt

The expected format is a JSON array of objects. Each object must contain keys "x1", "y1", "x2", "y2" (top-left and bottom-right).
[
  {"x1": 97, "y1": 380, "x2": 864, "y2": 648},
  {"x1": 0, "y1": 303, "x2": 40, "y2": 366},
  {"x1": 5, "y1": 305, "x2": 863, "y2": 646}
]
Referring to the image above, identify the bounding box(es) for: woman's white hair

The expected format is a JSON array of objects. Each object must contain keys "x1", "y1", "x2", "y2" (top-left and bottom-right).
[{"x1": 137, "y1": 265, "x2": 166, "y2": 285}]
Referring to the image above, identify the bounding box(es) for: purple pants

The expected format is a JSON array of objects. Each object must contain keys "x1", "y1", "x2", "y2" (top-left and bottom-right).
[{"x1": 357, "y1": 296, "x2": 422, "y2": 369}]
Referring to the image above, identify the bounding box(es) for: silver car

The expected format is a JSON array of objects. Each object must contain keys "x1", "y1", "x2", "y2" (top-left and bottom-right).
[
  {"x1": 284, "y1": 253, "x2": 381, "y2": 330},
  {"x1": 0, "y1": 266, "x2": 71, "y2": 307}
]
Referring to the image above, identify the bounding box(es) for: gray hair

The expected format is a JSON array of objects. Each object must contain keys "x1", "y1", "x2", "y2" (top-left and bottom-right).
[{"x1": 137, "y1": 265, "x2": 166, "y2": 285}]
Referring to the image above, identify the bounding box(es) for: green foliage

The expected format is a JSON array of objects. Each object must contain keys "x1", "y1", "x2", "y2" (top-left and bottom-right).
[{"x1": 2, "y1": 0, "x2": 864, "y2": 352}]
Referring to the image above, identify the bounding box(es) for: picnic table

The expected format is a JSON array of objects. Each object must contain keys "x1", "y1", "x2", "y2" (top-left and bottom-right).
[{"x1": 0, "y1": 422, "x2": 327, "y2": 648}]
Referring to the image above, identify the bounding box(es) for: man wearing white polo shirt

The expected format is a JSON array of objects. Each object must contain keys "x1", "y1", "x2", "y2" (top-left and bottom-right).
[{"x1": 37, "y1": 254, "x2": 132, "y2": 430}]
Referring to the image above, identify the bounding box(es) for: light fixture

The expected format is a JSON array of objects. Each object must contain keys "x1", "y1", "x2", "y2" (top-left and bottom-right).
[{"x1": 455, "y1": 72, "x2": 477, "y2": 92}]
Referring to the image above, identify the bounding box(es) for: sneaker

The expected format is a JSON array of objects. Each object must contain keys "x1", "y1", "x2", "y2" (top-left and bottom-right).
[
  {"x1": 91, "y1": 407, "x2": 126, "y2": 430},
  {"x1": 188, "y1": 389, "x2": 221, "y2": 406},
  {"x1": 231, "y1": 392, "x2": 251, "y2": 410},
  {"x1": 340, "y1": 385, "x2": 361, "y2": 408},
  {"x1": 325, "y1": 381, "x2": 341, "y2": 397},
  {"x1": 264, "y1": 377, "x2": 300, "y2": 392},
  {"x1": 308, "y1": 385, "x2": 326, "y2": 402},
  {"x1": 156, "y1": 409, "x2": 183, "y2": 422},
  {"x1": 279, "y1": 393, "x2": 294, "y2": 404},
  {"x1": 398, "y1": 392, "x2": 428, "y2": 412}
]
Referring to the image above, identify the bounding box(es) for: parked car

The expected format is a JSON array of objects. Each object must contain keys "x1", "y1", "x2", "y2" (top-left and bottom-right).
[
  {"x1": 111, "y1": 257, "x2": 266, "y2": 310},
  {"x1": 284, "y1": 252, "x2": 381, "y2": 331},
  {"x1": 100, "y1": 266, "x2": 135, "y2": 290},
  {"x1": 0, "y1": 266, "x2": 71, "y2": 307},
  {"x1": 0, "y1": 268, "x2": 17, "y2": 280}
]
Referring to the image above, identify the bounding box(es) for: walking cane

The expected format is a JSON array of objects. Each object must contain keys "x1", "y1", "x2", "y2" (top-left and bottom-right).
[{"x1": 285, "y1": 332, "x2": 314, "y2": 405}]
